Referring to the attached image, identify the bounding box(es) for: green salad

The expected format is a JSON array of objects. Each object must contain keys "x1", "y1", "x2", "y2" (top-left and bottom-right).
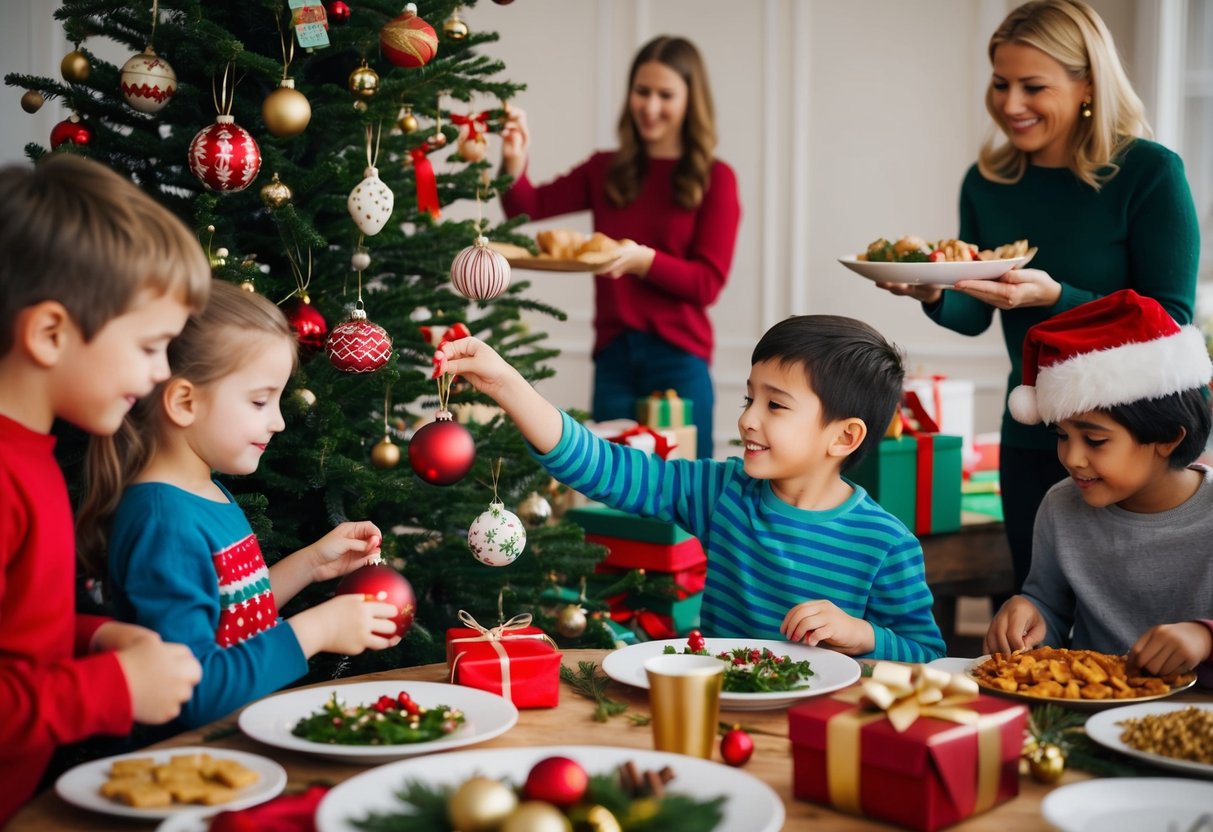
[
  {"x1": 664, "y1": 632, "x2": 814, "y2": 693},
  {"x1": 292, "y1": 690, "x2": 465, "y2": 745}
]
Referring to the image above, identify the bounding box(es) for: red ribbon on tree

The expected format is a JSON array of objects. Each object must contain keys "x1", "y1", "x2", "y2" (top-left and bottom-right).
[
  {"x1": 449, "y1": 111, "x2": 490, "y2": 142},
  {"x1": 409, "y1": 145, "x2": 441, "y2": 218},
  {"x1": 425, "y1": 322, "x2": 471, "y2": 379}
]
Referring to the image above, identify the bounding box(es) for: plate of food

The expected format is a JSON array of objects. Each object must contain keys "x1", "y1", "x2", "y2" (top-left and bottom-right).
[
  {"x1": 54, "y1": 746, "x2": 286, "y2": 821},
  {"x1": 1042, "y1": 778, "x2": 1213, "y2": 832},
  {"x1": 314, "y1": 744, "x2": 784, "y2": 832},
  {"x1": 1084, "y1": 702, "x2": 1213, "y2": 778},
  {"x1": 489, "y1": 229, "x2": 627, "y2": 272},
  {"x1": 237, "y1": 680, "x2": 518, "y2": 764},
  {"x1": 601, "y1": 635, "x2": 861, "y2": 710},
  {"x1": 839, "y1": 235, "x2": 1035, "y2": 285},
  {"x1": 967, "y1": 647, "x2": 1197, "y2": 711}
]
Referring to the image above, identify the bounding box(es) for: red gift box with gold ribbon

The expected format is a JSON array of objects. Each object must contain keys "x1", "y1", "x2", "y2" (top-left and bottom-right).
[
  {"x1": 445, "y1": 611, "x2": 561, "y2": 709},
  {"x1": 789, "y1": 663, "x2": 1026, "y2": 831}
]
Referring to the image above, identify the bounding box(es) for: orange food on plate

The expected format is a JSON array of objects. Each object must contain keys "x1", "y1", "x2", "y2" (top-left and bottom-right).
[{"x1": 970, "y1": 646, "x2": 1194, "y2": 701}]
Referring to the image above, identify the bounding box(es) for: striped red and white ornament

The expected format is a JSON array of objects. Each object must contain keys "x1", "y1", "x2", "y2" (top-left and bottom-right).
[{"x1": 450, "y1": 236, "x2": 511, "y2": 301}]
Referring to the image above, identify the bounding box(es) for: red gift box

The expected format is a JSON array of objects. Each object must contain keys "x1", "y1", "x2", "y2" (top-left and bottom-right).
[
  {"x1": 789, "y1": 664, "x2": 1026, "y2": 832},
  {"x1": 445, "y1": 611, "x2": 561, "y2": 709},
  {"x1": 585, "y1": 533, "x2": 706, "y2": 572}
]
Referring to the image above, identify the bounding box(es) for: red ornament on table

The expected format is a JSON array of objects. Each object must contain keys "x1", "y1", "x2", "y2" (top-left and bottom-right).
[
  {"x1": 335, "y1": 561, "x2": 416, "y2": 638},
  {"x1": 50, "y1": 114, "x2": 91, "y2": 149},
  {"x1": 450, "y1": 236, "x2": 511, "y2": 301},
  {"x1": 409, "y1": 411, "x2": 475, "y2": 485},
  {"x1": 721, "y1": 727, "x2": 754, "y2": 767},
  {"x1": 326, "y1": 308, "x2": 392, "y2": 373},
  {"x1": 325, "y1": 0, "x2": 351, "y2": 23},
  {"x1": 687, "y1": 628, "x2": 706, "y2": 652},
  {"x1": 189, "y1": 115, "x2": 261, "y2": 192},
  {"x1": 283, "y1": 297, "x2": 328, "y2": 357},
  {"x1": 380, "y1": 3, "x2": 438, "y2": 68},
  {"x1": 523, "y1": 756, "x2": 589, "y2": 807}
]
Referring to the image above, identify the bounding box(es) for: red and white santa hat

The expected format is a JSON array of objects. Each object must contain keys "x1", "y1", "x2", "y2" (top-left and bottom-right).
[{"x1": 1008, "y1": 289, "x2": 1212, "y2": 425}]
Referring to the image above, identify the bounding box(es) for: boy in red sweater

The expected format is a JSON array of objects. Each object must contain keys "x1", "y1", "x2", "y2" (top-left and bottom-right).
[{"x1": 0, "y1": 155, "x2": 208, "y2": 825}]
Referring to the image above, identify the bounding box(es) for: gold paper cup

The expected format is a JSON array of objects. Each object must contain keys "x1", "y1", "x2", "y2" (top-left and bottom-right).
[{"x1": 644, "y1": 653, "x2": 724, "y2": 758}]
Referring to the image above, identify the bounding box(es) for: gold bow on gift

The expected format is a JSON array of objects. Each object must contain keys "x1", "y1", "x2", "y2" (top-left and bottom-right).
[{"x1": 449, "y1": 610, "x2": 556, "y2": 701}]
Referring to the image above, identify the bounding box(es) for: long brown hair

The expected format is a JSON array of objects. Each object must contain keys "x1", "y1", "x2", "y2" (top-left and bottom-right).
[
  {"x1": 605, "y1": 36, "x2": 717, "y2": 210},
  {"x1": 76, "y1": 280, "x2": 297, "y2": 580}
]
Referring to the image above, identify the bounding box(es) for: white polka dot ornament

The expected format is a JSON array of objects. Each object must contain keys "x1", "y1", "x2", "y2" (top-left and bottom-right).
[
  {"x1": 450, "y1": 236, "x2": 511, "y2": 301},
  {"x1": 467, "y1": 501, "x2": 526, "y2": 567},
  {"x1": 347, "y1": 166, "x2": 395, "y2": 236}
]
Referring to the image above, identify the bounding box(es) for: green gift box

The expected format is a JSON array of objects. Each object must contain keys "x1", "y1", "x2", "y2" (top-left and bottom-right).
[
  {"x1": 566, "y1": 505, "x2": 694, "y2": 545},
  {"x1": 848, "y1": 435, "x2": 962, "y2": 535},
  {"x1": 636, "y1": 389, "x2": 693, "y2": 428}
]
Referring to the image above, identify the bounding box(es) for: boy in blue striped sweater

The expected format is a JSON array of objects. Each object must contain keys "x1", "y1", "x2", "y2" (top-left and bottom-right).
[{"x1": 436, "y1": 315, "x2": 945, "y2": 661}]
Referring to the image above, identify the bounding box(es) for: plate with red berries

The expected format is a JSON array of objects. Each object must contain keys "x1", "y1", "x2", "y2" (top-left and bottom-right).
[
  {"x1": 237, "y1": 681, "x2": 518, "y2": 764},
  {"x1": 602, "y1": 632, "x2": 862, "y2": 710}
]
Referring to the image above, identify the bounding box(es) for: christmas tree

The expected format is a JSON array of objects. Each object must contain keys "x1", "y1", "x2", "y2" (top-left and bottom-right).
[{"x1": 4, "y1": 0, "x2": 627, "y2": 675}]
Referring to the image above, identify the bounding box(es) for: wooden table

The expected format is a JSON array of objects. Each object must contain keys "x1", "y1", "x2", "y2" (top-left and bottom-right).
[{"x1": 11, "y1": 649, "x2": 1209, "y2": 831}]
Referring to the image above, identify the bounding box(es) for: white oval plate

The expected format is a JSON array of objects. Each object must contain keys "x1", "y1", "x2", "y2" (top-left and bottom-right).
[
  {"x1": 967, "y1": 654, "x2": 1197, "y2": 712},
  {"x1": 238, "y1": 680, "x2": 518, "y2": 764},
  {"x1": 315, "y1": 744, "x2": 783, "y2": 832},
  {"x1": 54, "y1": 745, "x2": 286, "y2": 821},
  {"x1": 1085, "y1": 701, "x2": 1213, "y2": 778},
  {"x1": 601, "y1": 638, "x2": 861, "y2": 711},
  {"x1": 1042, "y1": 778, "x2": 1213, "y2": 832},
  {"x1": 838, "y1": 250, "x2": 1035, "y2": 285}
]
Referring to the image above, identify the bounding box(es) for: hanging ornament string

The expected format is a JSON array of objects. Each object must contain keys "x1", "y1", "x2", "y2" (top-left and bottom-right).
[
  {"x1": 365, "y1": 121, "x2": 384, "y2": 171},
  {"x1": 383, "y1": 386, "x2": 392, "y2": 439},
  {"x1": 280, "y1": 235, "x2": 312, "y2": 303},
  {"x1": 212, "y1": 60, "x2": 236, "y2": 117},
  {"x1": 149, "y1": 0, "x2": 160, "y2": 48},
  {"x1": 275, "y1": 4, "x2": 296, "y2": 81},
  {"x1": 435, "y1": 371, "x2": 454, "y2": 414}
]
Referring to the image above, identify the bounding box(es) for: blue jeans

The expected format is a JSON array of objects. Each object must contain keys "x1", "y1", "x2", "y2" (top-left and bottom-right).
[{"x1": 593, "y1": 331, "x2": 716, "y2": 459}]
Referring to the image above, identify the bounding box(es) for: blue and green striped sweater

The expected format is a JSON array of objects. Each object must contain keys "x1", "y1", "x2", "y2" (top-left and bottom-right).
[{"x1": 535, "y1": 412, "x2": 945, "y2": 661}]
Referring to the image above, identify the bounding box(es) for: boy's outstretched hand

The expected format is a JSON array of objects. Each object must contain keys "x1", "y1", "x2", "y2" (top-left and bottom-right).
[
  {"x1": 780, "y1": 600, "x2": 875, "y2": 655},
  {"x1": 983, "y1": 595, "x2": 1047, "y2": 655},
  {"x1": 307, "y1": 521, "x2": 383, "y2": 582},
  {"x1": 1128, "y1": 622, "x2": 1213, "y2": 677}
]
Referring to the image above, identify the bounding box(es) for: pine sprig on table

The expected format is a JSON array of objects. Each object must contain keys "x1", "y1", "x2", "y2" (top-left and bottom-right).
[
  {"x1": 561, "y1": 661, "x2": 630, "y2": 721},
  {"x1": 1028, "y1": 704, "x2": 1165, "y2": 778}
]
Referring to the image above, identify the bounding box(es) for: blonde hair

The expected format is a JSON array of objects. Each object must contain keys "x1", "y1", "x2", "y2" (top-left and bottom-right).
[
  {"x1": 77, "y1": 280, "x2": 297, "y2": 579},
  {"x1": 978, "y1": 0, "x2": 1150, "y2": 190},
  {"x1": 0, "y1": 154, "x2": 211, "y2": 356},
  {"x1": 606, "y1": 36, "x2": 717, "y2": 210}
]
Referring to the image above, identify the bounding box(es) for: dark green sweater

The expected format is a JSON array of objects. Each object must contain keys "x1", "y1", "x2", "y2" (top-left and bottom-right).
[{"x1": 926, "y1": 138, "x2": 1200, "y2": 450}]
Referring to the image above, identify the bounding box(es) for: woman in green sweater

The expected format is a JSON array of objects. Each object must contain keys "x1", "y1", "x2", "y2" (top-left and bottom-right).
[{"x1": 876, "y1": 0, "x2": 1200, "y2": 594}]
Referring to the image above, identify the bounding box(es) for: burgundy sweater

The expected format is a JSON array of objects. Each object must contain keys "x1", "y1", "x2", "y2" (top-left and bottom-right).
[{"x1": 501, "y1": 151, "x2": 741, "y2": 362}]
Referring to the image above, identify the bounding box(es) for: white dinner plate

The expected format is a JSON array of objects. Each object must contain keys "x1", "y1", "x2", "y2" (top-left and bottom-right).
[
  {"x1": 54, "y1": 745, "x2": 286, "y2": 821},
  {"x1": 1084, "y1": 702, "x2": 1213, "y2": 778},
  {"x1": 314, "y1": 744, "x2": 784, "y2": 832},
  {"x1": 238, "y1": 680, "x2": 518, "y2": 764},
  {"x1": 1042, "y1": 778, "x2": 1213, "y2": 832},
  {"x1": 838, "y1": 250, "x2": 1035, "y2": 285},
  {"x1": 967, "y1": 654, "x2": 1197, "y2": 712},
  {"x1": 601, "y1": 638, "x2": 861, "y2": 711}
]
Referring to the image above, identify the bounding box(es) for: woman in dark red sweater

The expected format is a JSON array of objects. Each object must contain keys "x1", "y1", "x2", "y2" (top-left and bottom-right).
[{"x1": 500, "y1": 36, "x2": 741, "y2": 459}]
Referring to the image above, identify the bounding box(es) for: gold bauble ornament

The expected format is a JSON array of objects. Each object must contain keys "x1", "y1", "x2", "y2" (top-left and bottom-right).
[
  {"x1": 240, "y1": 280, "x2": 256, "y2": 292},
  {"x1": 370, "y1": 436, "x2": 401, "y2": 469},
  {"x1": 259, "y1": 172, "x2": 293, "y2": 209},
  {"x1": 500, "y1": 801, "x2": 571, "y2": 832},
  {"x1": 516, "y1": 491, "x2": 552, "y2": 529},
  {"x1": 1028, "y1": 742, "x2": 1066, "y2": 784},
  {"x1": 458, "y1": 134, "x2": 489, "y2": 163},
  {"x1": 556, "y1": 604, "x2": 588, "y2": 638},
  {"x1": 397, "y1": 106, "x2": 419, "y2": 134},
  {"x1": 447, "y1": 776, "x2": 518, "y2": 832},
  {"x1": 443, "y1": 10, "x2": 469, "y2": 40},
  {"x1": 262, "y1": 79, "x2": 312, "y2": 138},
  {"x1": 348, "y1": 61, "x2": 380, "y2": 99},
  {"x1": 60, "y1": 50, "x2": 91, "y2": 83},
  {"x1": 296, "y1": 388, "x2": 317, "y2": 408},
  {"x1": 20, "y1": 90, "x2": 44, "y2": 113},
  {"x1": 569, "y1": 805, "x2": 622, "y2": 832}
]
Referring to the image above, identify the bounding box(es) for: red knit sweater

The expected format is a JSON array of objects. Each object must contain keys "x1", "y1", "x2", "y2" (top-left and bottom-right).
[
  {"x1": 0, "y1": 414, "x2": 132, "y2": 825},
  {"x1": 501, "y1": 152, "x2": 741, "y2": 362}
]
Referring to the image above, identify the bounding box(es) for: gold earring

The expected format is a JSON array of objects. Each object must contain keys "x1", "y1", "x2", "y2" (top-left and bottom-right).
[{"x1": 1081, "y1": 99, "x2": 1092, "y2": 118}]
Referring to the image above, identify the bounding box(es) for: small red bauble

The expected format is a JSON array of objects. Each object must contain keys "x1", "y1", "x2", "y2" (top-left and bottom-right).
[
  {"x1": 450, "y1": 236, "x2": 511, "y2": 301},
  {"x1": 188, "y1": 115, "x2": 261, "y2": 192},
  {"x1": 283, "y1": 297, "x2": 328, "y2": 357},
  {"x1": 380, "y1": 3, "x2": 438, "y2": 68},
  {"x1": 326, "y1": 0, "x2": 351, "y2": 23},
  {"x1": 408, "y1": 413, "x2": 475, "y2": 486},
  {"x1": 720, "y1": 727, "x2": 754, "y2": 767},
  {"x1": 523, "y1": 756, "x2": 589, "y2": 807},
  {"x1": 50, "y1": 115, "x2": 91, "y2": 149},
  {"x1": 326, "y1": 308, "x2": 393, "y2": 373},
  {"x1": 336, "y1": 562, "x2": 416, "y2": 638}
]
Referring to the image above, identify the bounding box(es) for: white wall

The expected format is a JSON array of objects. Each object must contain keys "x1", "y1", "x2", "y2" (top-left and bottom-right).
[{"x1": 4, "y1": 0, "x2": 1200, "y2": 458}]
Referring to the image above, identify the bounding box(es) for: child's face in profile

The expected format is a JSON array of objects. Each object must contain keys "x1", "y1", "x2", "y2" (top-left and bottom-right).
[
  {"x1": 739, "y1": 359, "x2": 839, "y2": 489},
  {"x1": 53, "y1": 289, "x2": 190, "y2": 436},
  {"x1": 1054, "y1": 410, "x2": 1177, "y2": 511}
]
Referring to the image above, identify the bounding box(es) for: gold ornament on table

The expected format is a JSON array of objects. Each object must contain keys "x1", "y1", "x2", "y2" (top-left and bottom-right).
[
  {"x1": 569, "y1": 804, "x2": 622, "y2": 832},
  {"x1": 447, "y1": 775, "x2": 518, "y2": 831},
  {"x1": 516, "y1": 491, "x2": 552, "y2": 529},
  {"x1": 500, "y1": 801, "x2": 570, "y2": 832},
  {"x1": 397, "y1": 104, "x2": 419, "y2": 133},
  {"x1": 443, "y1": 6, "x2": 469, "y2": 40},
  {"x1": 259, "y1": 172, "x2": 293, "y2": 209},
  {"x1": 348, "y1": 60, "x2": 380, "y2": 99},
  {"x1": 60, "y1": 48, "x2": 91, "y2": 83},
  {"x1": 1027, "y1": 741, "x2": 1066, "y2": 783},
  {"x1": 20, "y1": 90, "x2": 44, "y2": 113}
]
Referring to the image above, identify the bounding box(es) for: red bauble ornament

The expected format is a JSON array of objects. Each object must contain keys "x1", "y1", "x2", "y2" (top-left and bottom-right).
[
  {"x1": 335, "y1": 562, "x2": 416, "y2": 638},
  {"x1": 189, "y1": 115, "x2": 261, "y2": 192},
  {"x1": 491, "y1": 0, "x2": 515, "y2": 4},
  {"x1": 284, "y1": 297, "x2": 328, "y2": 356},
  {"x1": 380, "y1": 3, "x2": 438, "y2": 68},
  {"x1": 326, "y1": 0, "x2": 351, "y2": 23},
  {"x1": 523, "y1": 756, "x2": 589, "y2": 807},
  {"x1": 720, "y1": 727, "x2": 754, "y2": 767},
  {"x1": 326, "y1": 308, "x2": 393, "y2": 373},
  {"x1": 408, "y1": 413, "x2": 475, "y2": 485},
  {"x1": 450, "y1": 236, "x2": 511, "y2": 301},
  {"x1": 50, "y1": 114, "x2": 91, "y2": 149}
]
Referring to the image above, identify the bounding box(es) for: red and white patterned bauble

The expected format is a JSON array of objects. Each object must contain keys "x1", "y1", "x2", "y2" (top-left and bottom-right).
[
  {"x1": 409, "y1": 412, "x2": 475, "y2": 485},
  {"x1": 50, "y1": 114, "x2": 91, "y2": 149},
  {"x1": 467, "y1": 501, "x2": 526, "y2": 566},
  {"x1": 189, "y1": 115, "x2": 261, "y2": 192},
  {"x1": 380, "y1": 3, "x2": 438, "y2": 68},
  {"x1": 120, "y1": 48, "x2": 176, "y2": 113},
  {"x1": 326, "y1": 308, "x2": 392, "y2": 373},
  {"x1": 283, "y1": 296, "x2": 328, "y2": 357},
  {"x1": 450, "y1": 236, "x2": 511, "y2": 301}
]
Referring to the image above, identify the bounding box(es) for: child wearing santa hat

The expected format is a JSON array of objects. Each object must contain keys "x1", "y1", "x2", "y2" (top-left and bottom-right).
[{"x1": 985, "y1": 289, "x2": 1213, "y2": 684}]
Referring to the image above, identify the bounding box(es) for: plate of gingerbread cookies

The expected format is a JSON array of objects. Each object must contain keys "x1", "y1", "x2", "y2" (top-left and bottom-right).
[{"x1": 490, "y1": 229, "x2": 628, "y2": 271}]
